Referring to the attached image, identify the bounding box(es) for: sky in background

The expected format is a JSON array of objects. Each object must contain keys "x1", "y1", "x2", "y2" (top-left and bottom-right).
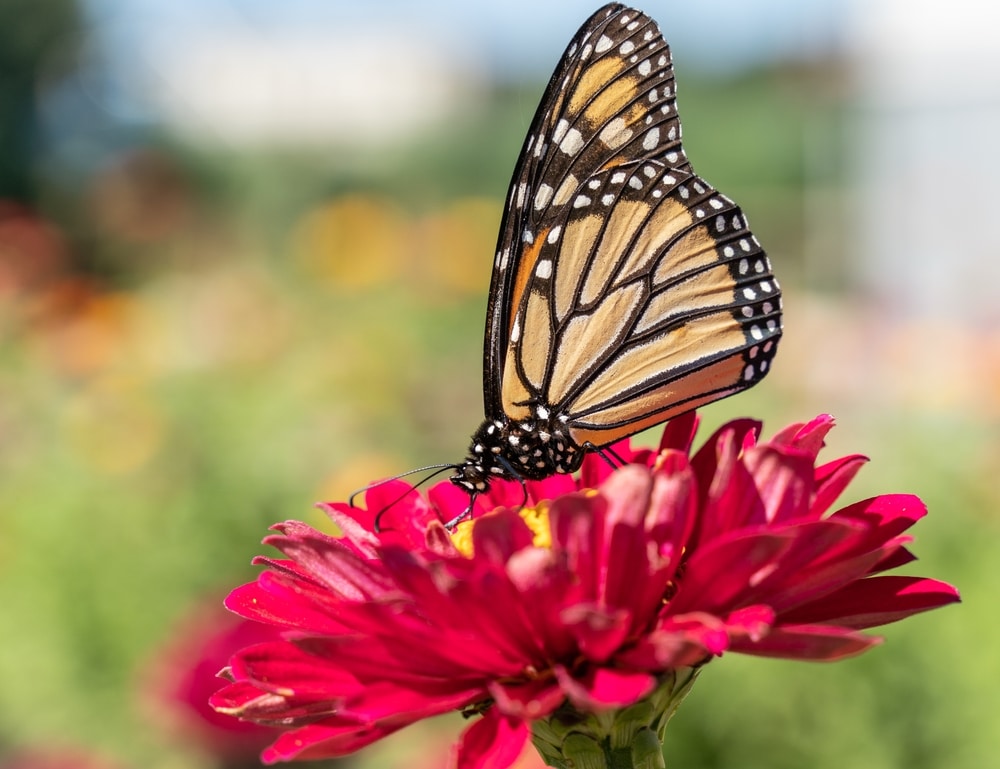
[
  {"x1": 82, "y1": 0, "x2": 844, "y2": 80},
  {"x1": 67, "y1": 0, "x2": 847, "y2": 147}
]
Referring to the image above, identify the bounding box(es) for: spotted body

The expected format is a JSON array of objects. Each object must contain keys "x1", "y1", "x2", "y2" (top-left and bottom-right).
[{"x1": 451, "y1": 3, "x2": 781, "y2": 495}]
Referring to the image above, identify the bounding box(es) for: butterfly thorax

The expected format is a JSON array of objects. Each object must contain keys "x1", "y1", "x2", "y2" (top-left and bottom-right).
[{"x1": 451, "y1": 408, "x2": 585, "y2": 493}]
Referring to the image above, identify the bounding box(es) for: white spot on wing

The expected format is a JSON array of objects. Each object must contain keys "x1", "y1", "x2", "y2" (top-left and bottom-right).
[
  {"x1": 547, "y1": 225, "x2": 562, "y2": 244},
  {"x1": 560, "y1": 127, "x2": 585, "y2": 156},
  {"x1": 595, "y1": 35, "x2": 613, "y2": 53},
  {"x1": 534, "y1": 184, "x2": 554, "y2": 210},
  {"x1": 599, "y1": 118, "x2": 633, "y2": 149}
]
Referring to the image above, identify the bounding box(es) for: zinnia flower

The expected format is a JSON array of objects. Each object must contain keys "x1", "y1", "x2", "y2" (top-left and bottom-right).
[
  {"x1": 211, "y1": 412, "x2": 958, "y2": 768},
  {"x1": 140, "y1": 599, "x2": 285, "y2": 764}
]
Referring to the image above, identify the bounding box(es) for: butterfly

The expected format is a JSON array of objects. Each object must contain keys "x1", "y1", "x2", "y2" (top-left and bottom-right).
[{"x1": 449, "y1": 3, "x2": 781, "y2": 496}]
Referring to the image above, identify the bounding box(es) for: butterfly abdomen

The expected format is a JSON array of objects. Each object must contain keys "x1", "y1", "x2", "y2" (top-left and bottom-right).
[{"x1": 452, "y1": 408, "x2": 585, "y2": 492}]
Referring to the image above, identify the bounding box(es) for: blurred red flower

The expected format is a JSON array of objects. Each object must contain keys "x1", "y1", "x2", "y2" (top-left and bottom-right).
[
  {"x1": 142, "y1": 601, "x2": 281, "y2": 763},
  {"x1": 212, "y1": 412, "x2": 958, "y2": 768}
]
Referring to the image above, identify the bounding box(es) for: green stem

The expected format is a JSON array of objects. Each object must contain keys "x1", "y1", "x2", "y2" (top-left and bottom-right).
[{"x1": 530, "y1": 668, "x2": 700, "y2": 769}]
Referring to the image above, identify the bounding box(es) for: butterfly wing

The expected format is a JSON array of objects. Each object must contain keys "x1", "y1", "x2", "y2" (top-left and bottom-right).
[
  {"x1": 485, "y1": 3, "x2": 781, "y2": 446},
  {"x1": 484, "y1": 3, "x2": 688, "y2": 417},
  {"x1": 507, "y1": 160, "x2": 781, "y2": 447}
]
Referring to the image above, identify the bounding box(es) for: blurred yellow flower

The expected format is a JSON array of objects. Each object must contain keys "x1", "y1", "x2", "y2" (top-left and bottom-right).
[
  {"x1": 62, "y1": 375, "x2": 164, "y2": 475},
  {"x1": 291, "y1": 194, "x2": 409, "y2": 290},
  {"x1": 413, "y1": 197, "x2": 497, "y2": 298}
]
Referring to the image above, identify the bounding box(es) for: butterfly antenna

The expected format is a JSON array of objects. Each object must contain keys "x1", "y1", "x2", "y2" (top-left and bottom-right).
[
  {"x1": 348, "y1": 462, "x2": 455, "y2": 508},
  {"x1": 370, "y1": 464, "x2": 457, "y2": 534}
]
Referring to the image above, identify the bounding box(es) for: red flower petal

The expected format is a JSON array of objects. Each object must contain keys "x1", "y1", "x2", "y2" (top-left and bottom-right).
[
  {"x1": 812, "y1": 453, "x2": 867, "y2": 517},
  {"x1": 214, "y1": 413, "x2": 957, "y2": 766},
  {"x1": 560, "y1": 602, "x2": 633, "y2": 662},
  {"x1": 262, "y1": 720, "x2": 403, "y2": 763},
  {"x1": 488, "y1": 678, "x2": 565, "y2": 720},
  {"x1": 780, "y1": 575, "x2": 960, "y2": 628},
  {"x1": 743, "y1": 444, "x2": 815, "y2": 523},
  {"x1": 657, "y1": 408, "x2": 700, "y2": 453},
  {"x1": 452, "y1": 710, "x2": 528, "y2": 769},
  {"x1": 730, "y1": 623, "x2": 881, "y2": 661},
  {"x1": 554, "y1": 665, "x2": 656, "y2": 710}
]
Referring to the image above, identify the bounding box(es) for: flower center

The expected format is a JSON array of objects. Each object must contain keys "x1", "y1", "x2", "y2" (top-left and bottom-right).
[{"x1": 450, "y1": 501, "x2": 553, "y2": 557}]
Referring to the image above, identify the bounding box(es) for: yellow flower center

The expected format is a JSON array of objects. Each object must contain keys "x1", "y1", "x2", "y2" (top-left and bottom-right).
[{"x1": 450, "y1": 501, "x2": 553, "y2": 557}]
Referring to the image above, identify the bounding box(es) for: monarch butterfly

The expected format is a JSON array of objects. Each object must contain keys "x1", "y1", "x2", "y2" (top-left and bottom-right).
[{"x1": 450, "y1": 3, "x2": 782, "y2": 495}]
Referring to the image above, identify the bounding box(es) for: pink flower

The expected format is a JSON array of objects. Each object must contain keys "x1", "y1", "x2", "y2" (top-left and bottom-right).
[
  {"x1": 211, "y1": 413, "x2": 958, "y2": 768},
  {"x1": 141, "y1": 600, "x2": 283, "y2": 763}
]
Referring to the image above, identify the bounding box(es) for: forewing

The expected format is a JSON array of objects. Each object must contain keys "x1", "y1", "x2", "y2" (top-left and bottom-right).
[
  {"x1": 484, "y1": 3, "x2": 689, "y2": 417},
  {"x1": 500, "y1": 158, "x2": 782, "y2": 442}
]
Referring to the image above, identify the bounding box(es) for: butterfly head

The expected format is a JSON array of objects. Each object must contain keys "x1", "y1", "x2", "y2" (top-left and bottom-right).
[{"x1": 451, "y1": 409, "x2": 586, "y2": 494}]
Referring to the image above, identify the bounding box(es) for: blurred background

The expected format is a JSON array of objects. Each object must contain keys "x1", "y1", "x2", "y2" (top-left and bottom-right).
[{"x1": 0, "y1": 0, "x2": 996, "y2": 768}]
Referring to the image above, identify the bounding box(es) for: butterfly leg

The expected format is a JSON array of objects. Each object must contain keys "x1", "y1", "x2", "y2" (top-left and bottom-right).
[
  {"x1": 444, "y1": 491, "x2": 478, "y2": 529},
  {"x1": 583, "y1": 442, "x2": 628, "y2": 471}
]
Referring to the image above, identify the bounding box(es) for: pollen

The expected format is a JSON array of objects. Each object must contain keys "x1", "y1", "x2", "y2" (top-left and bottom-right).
[
  {"x1": 519, "y1": 501, "x2": 552, "y2": 550},
  {"x1": 449, "y1": 501, "x2": 553, "y2": 558},
  {"x1": 450, "y1": 520, "x2": 476, "y2": 557}
]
